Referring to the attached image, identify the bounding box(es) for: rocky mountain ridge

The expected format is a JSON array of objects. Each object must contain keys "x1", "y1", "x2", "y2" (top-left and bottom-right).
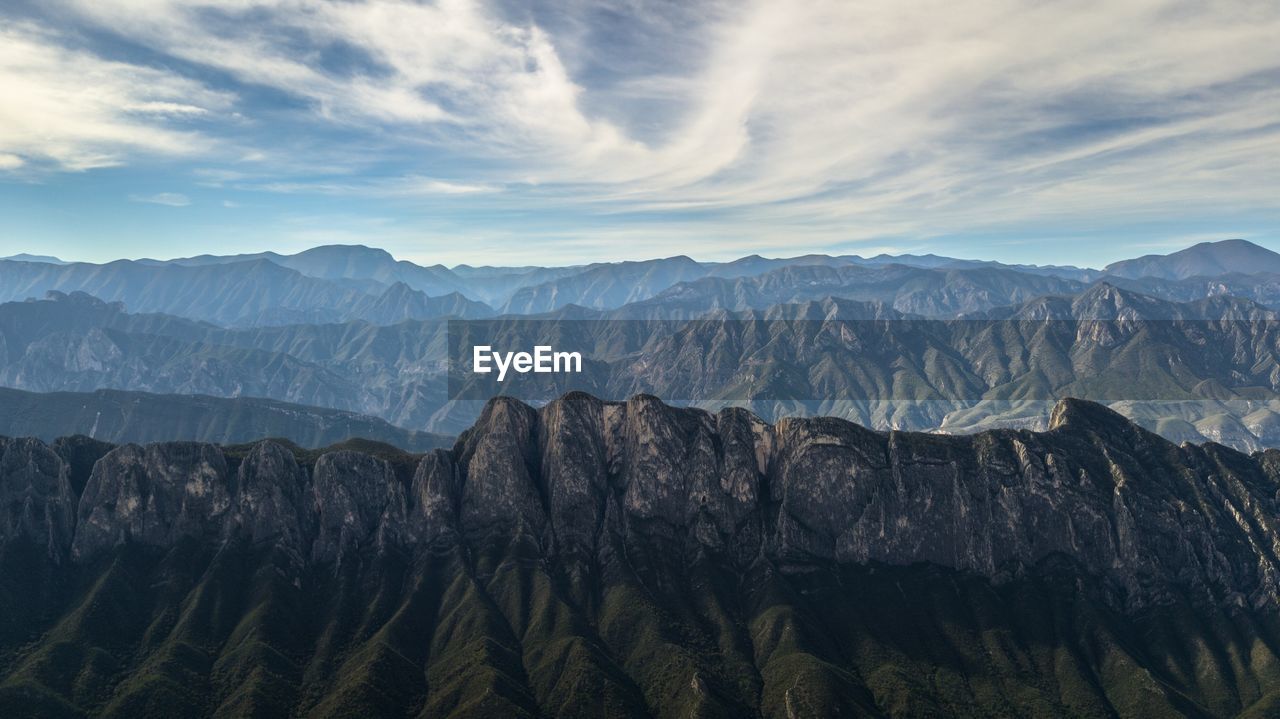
[
  {"x1": 7, "y1": 394, "x2": 1280, "y2": 716},
  {"x1": 5, "y1": 393, "x2": 1278, "y2": 611}
]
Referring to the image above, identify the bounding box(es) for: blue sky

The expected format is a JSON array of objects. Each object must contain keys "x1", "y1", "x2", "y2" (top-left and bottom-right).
[{"x1": 1, "y1": 0, "x2": 1277, "y2": 267}]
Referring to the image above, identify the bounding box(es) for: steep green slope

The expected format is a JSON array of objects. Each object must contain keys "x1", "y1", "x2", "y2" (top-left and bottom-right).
[{"x1": 4, "y1": 539, "x2": 1280, "y2": 716}]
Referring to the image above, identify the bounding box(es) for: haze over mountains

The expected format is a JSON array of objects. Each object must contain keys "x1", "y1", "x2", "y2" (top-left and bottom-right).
[
  {"x1": 1102, "y1": 239, "x2": 1280, "y2": 280},
  {"x1": 5, "y1": 239, "x2": 1280, "y2": 449},
  {"x1": 0, "y1": 387, "x2": 451, "y2": 451},
  {"x1": 2, "y1": 239, "x2": 1276, "y2": 325},
  {"x1": 9, "y1": 242, "x2": 1280, "y2": 717}
]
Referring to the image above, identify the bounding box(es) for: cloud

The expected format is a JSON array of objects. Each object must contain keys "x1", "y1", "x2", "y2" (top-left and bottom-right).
[
  {"x1": 0, "y1": 153, "x2": 23, "y2": 170},
  {"x1": 130, "y1": 192, "x2": 191, "y2": 207},
  {"x1": 0, "y1": 22, "x2": 231, "y2": 171},
  {"x1": 12, "y1": 0, "x2": 1280, "y2": 256},
  {"x1": 251, "y1": 175, "x2": 499, "y2": 197}
]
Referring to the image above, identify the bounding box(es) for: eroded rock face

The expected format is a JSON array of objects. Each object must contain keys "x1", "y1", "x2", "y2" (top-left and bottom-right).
[
  {"x1": 5, "y1": 394, "x2": 1280, "y2": 610},
  {"x1": 409, "y1": 449, "x2": 459, "y2": 547},
  {"x1": 309, "y1": 450, "x2": 410, "y2": 563},
  {"x1": 227, "y1": 440, "x2": 308, "y2": 549},
  {"x1": 72, "y1": 442, "x2": 231, "y2": 559},
  {"x1": 452, "y1": 397, "x2": 547, "y2": 549},
  {"x1": 417, "y1": 394, "x2": 1280, "y2": 608},
  {"x1": 0, "y1": 437, "x2": 76, "y2": 560}
]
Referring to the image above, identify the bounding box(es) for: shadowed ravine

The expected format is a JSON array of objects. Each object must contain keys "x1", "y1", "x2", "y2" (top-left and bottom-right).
[{"x1": 4, "y1": 393, "x2": 1280, "y2": 717}]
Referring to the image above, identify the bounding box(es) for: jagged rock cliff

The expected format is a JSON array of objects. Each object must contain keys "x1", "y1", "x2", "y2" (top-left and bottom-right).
[
  {"x1": 0, "y1": 437, "x2": 77, "y2": 562},
  {"x1": 5, "y1": 395, "x2": 1280, "y2": 717},
  {"x1": 27, "y1": 393, "x2": 1280, "y2": 609}
]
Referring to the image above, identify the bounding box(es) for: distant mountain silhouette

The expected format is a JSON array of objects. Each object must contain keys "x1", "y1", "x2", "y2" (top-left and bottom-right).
[
  {"x1": 0, "y1": 253, "x2": 65, "y2": 264},
  {"x1": 0, "y1": 386, "x2": 450, "y2": 450},
  {"x1": 0, "y1": 257, "x2": 493, "y2": 326},
  {"x1": 9, "y1": 239, "x2": 1280, "y2": 328},
  {"x1": 1104, "y1": 238, "x2": 1280, "y2": 279}
]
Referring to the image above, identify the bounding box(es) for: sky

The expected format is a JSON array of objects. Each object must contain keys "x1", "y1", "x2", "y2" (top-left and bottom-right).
[{"x1": 0, "y1": 0, "x2": 1278, "y2": 268}]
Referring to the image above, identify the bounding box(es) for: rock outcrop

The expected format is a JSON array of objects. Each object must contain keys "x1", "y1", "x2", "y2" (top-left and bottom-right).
[
  {"x1": 71, "y1": 442, "x2": 230, "y2": 559},
  {"x1": 7, "y1": 394, "x2": 1280, "y2": 717},
  {"x1": 4, "y1": 394, "x2": 1279, "y2": 611},
  {"x1": 0, "y1": 437, "x2": 76, "y2": 561}
]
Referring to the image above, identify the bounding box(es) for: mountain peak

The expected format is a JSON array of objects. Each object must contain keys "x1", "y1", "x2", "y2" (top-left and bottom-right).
[
  {"x1": 1049, "y1": 397, "x2": 1147, "y2": 436},
  {"x1": 40, "y1": 290, "x2": 124, "y2": 311},
  {"x1": 296, "y1": 243, "x2": 394, "y2": 258},
  {"x1": 291, "y1": 244, "x2": 397, "y2": 265},
  {"x1": 379, "y1": 280, "x2": 417, "y2": 296},
  {"x1": 2, "y1": 253, "x2": 66, "y2": 264},
  {"x1": 1070, "y1": 281, "x2": 1171, "y2": 318},
  {"x1": 1104, "y1": 239, "x2": 1280, "y2": 280}
]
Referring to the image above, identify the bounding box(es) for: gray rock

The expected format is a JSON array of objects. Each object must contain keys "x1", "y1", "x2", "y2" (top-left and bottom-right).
[
  {"x1": 72, "y1": 442, "x2": 230, "y2": 558},
  {"x1": 6, "y1": 394, "x2": 1280, "y2": 611},
  {"x1": 0, "y1": 437, "x2": 77, "y2": 560},
  {"x1": 227, "y1": 440, "x2": 309, "y2": 550},
  {"x1": 309, "y1": 450, "x2": 409, "y2": 563},
  {"x1": 410, "y1": 449, "x2": 460, "y2": 547}
]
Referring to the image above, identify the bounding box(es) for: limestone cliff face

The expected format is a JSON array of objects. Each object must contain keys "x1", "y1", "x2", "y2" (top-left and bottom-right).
[
  {"x1": 227, "y1": 440, "x2": 308, "y2": 550},
  {"x1": 71, "y1": 442, "x2": 230, "y2": 560},
  {"x1": 309, "y1": 450, "x2": 410, "y2": 563},
  {"x1": 0, "y1": 437, "x2": 76, "y2": 561},
  {"x1": 7, "y1": 394, "x2": 1280, "y2": 610}
]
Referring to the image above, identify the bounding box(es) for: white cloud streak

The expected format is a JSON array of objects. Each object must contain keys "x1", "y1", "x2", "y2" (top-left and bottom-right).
[
  {"x1": 0, "y1": 22, "x2": 231, "y2": 171},
  {"x1": 130, "y1": 192, "x2": 192, "y2": 206},
  {"x1": 12, "y1": 0, "x2": 1280, "y2": 247},
  {"x1": 253, "y1": 176, "x2": 499, "y2": 197}
]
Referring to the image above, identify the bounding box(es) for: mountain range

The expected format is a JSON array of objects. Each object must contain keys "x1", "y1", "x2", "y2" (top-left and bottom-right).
[
  {"x1": 9, "y1": 281, "x2": 1280, "y2": 449},
  {"x1": 0, "y1": 257, "x2": 493, "y2": 327},
  {"x1": 5, "y1": 239, "x2": 1274, "y2": 328},
  {"x1": 3, "y1": 394, "x2": 1280, "y2": 717},
  {"x1": 0, "y1": 387, "x2": 451, "y2": 451},
  {"x1": 7, "y1": 239, "x2": 1280, "y2": 717},
  {"x1": 4, "y1": 239, "x2": 1280, "y2": 450}
]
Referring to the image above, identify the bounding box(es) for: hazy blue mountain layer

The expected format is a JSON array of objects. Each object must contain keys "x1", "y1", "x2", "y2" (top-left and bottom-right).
[
  {"x1": 1104, "y1": 239, "x2": 1280, "y2": 280},
  {"x1": 6, "y1": 239, "x2": 1278, "y2": 327},
  {"x1": 12, "y1": 284, "x2": 1280, "y2": 447},
  {"x1": 0, "y1": 258, "x2": 493, "y2": 327},
  {"x1": 6, "y1": 239, "x2": 1280, "y2": 447},
  {"x1": 0, "y1": 387, "x2": 451, "y2": 451}
]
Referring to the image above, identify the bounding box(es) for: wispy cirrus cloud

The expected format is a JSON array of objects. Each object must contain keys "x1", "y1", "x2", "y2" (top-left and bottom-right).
[
  {"x1": 251, "y1": 176, "x2": 499, "y2": 198},
  {"x1": 0, "y1": 22, "x2": 231, "y2": 172},
  {"x1": 2, "y1": 0, "x2": 1279, "y2": 264},
  {"x1": 130, "y1": 192, "x2": 191, "y2": 207}
]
